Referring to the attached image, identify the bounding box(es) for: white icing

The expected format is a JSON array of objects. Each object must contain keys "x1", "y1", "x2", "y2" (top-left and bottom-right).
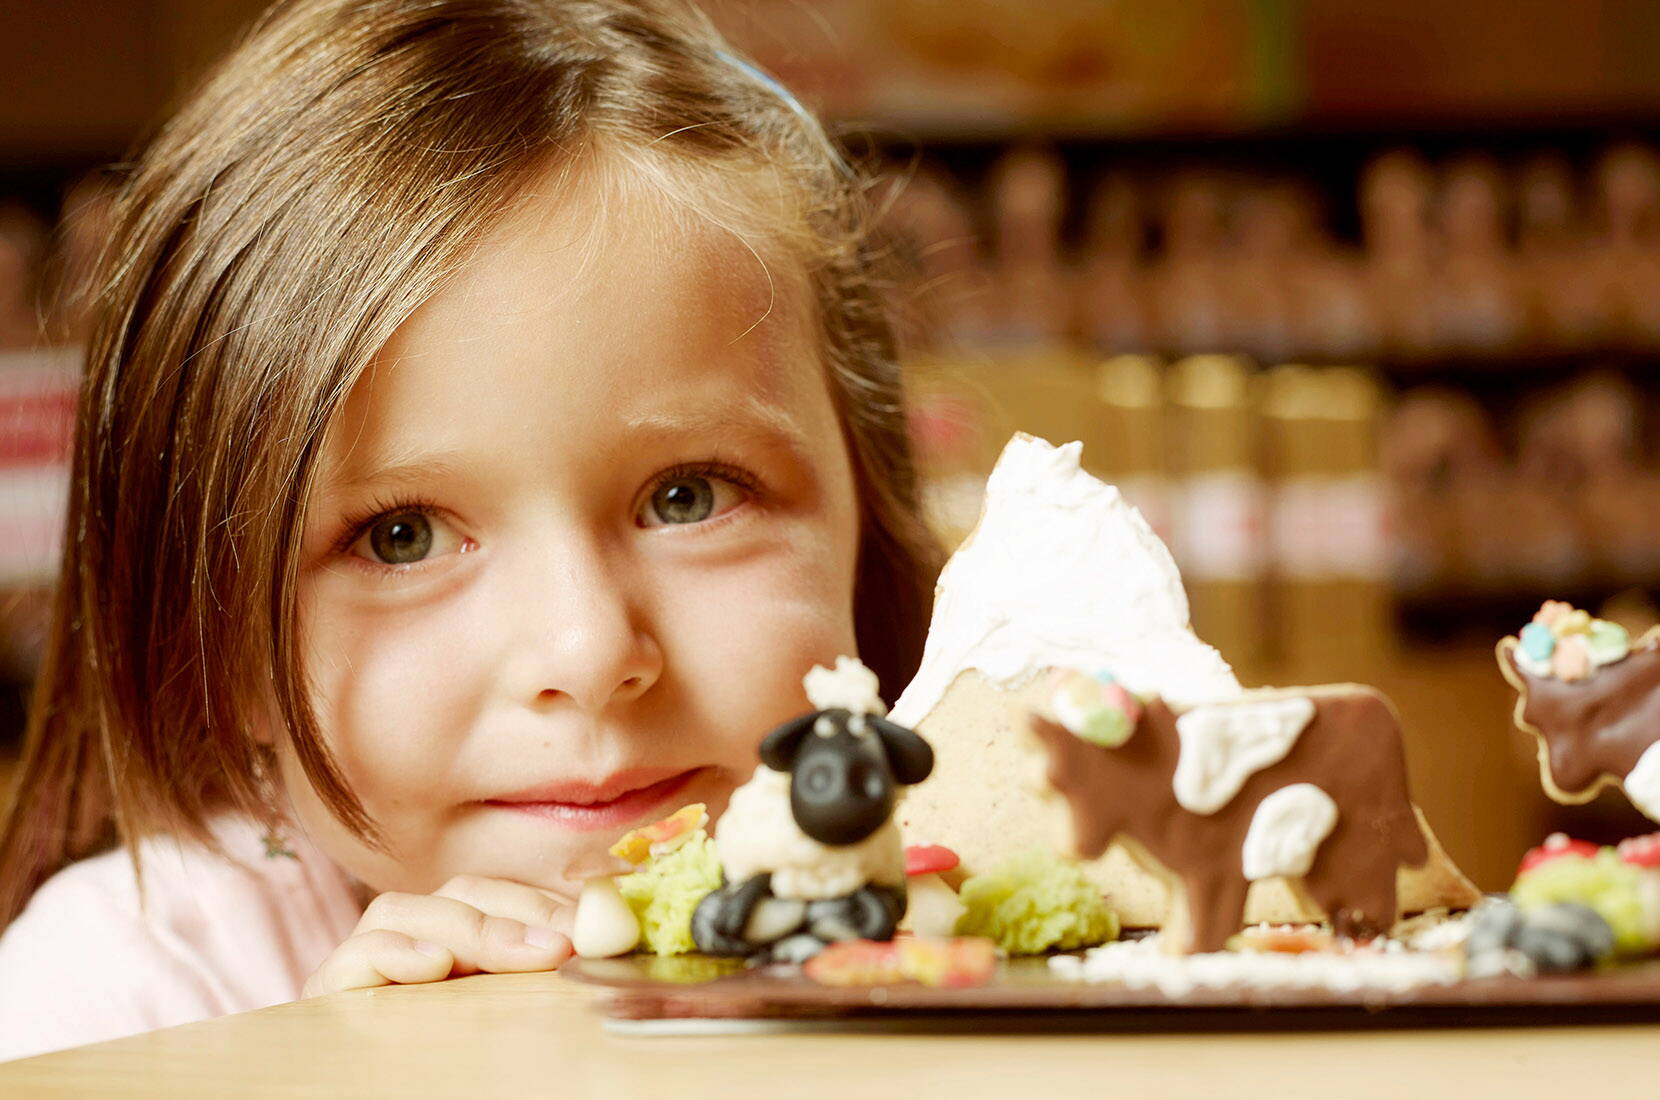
[
  {"x1": 1241, "y1": 783, "x2": 1339, "y2": 881},
  {"x1": 804, "y1": 656, "x2": 887, "y2": 717},
  {"x1": 715, "y1": 765, "x2": 905, "y2": 900},
  {"x1": 890, "y1": 435, "x2": 1241, "y2": 728},
  {"x1": 1049, "y1": 934, "x2": 1460, "y2": 995},
  {"x1": 1624, "y1": 741, "x2": 1660, "y2": 824},
  {"x1": 1514, "y1": 649, "x2": 1553, "y2": 678},
  {"x1": 1407, "y1": 912, "x2": 1474, "y2": 953},
  {"x1": 1172, "y1": 696, "x2": 1316, "y2": 815}
]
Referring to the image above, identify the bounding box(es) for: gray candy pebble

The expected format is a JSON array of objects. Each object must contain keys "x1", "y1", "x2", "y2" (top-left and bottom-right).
[
  {"x1": 1523, "y1": 902, "x2": 1616, "y2": 967},
  {"x1": 1465, "y1": 898, "x2": 1616, "y2": 975},
  {"x1": 1465, "y1": 899, "x2": 1524, "y2": 958}
]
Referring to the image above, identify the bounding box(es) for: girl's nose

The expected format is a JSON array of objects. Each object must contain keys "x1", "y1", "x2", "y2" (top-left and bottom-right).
[{"x1": 503, "y1": 542, "x2": 664, "y2": 713}]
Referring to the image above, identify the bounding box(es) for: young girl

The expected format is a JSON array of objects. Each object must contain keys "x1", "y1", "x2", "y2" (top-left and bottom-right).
[{"x1": 0, "y1": 0, "x2": 939, "y2": 1060}]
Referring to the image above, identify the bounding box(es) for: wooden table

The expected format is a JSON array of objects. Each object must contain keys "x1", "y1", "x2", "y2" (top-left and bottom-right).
[{"x1": 2, "y1": 971, "x2": 1656, "y2": 1098}]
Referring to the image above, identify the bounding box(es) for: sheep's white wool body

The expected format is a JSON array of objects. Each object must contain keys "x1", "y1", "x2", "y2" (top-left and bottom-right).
[
  {"x1": 889, "y1": 434, "x2": 1240, "y2": 729},
  {"x1": 1241, "y1": 783, "x2": 1339, "y2": 881},
  {"x1": 715, "y1": 766, "x2": 905, "y2": 900},
  {"x1": 1172, "y1": 696, "x2": 1317, "y2": 815}
]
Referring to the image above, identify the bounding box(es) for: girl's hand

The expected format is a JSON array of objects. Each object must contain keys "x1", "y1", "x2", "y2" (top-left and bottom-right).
[{"x1": 303, "y1": 876, "x2": 574, "y2": 998}]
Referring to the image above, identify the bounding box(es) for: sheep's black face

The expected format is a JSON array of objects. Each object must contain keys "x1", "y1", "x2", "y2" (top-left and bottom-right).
[{"x1": 789, "y1": 720, "x2": 896, "y2": 847}]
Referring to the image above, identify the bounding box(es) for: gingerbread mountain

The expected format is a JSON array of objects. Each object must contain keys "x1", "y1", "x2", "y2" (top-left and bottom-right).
[{"x1": 894, "y1": 434, "x2": 1479, "y2": 933}]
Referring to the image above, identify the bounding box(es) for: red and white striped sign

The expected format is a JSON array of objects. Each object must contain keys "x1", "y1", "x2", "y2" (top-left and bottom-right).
[{"x1": 0, "y1": 348, "x2": 79, "y2": 585}]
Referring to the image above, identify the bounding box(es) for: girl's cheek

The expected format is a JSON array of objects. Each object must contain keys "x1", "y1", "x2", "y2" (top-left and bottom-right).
[
  {"x1": 655, "y1": 532, "x2": 859, "y2": 735},
  {"x1": 299, "y1": 583, "x2": 490, "y2": 797}
]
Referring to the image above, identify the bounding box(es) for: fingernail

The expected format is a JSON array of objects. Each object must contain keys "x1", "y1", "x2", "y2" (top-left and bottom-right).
[
  {"x1": 414, "y1": 940, "x2": 447, "y2": 958},
  {"x1": 524, "y1": 927, "x2": 564, "y2": 951}
]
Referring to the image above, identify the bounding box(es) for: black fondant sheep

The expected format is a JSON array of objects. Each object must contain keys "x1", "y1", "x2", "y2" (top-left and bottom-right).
[{"x1": 692, "y1": 658, "x2": 935, "y2": 963}]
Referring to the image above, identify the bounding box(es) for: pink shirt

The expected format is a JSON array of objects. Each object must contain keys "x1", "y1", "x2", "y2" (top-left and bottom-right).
[{"x1": 0, "y1": 815, "x2": 362, "y2": 1062}]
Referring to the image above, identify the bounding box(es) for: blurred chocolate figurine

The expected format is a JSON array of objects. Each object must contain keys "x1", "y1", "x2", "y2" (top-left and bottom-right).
[
  {"x1": 1594, "y1": 143, "x2": 1660, "y2": 347},
  {"x1": 879, "y1": 164, "x2": 994, "y2": 352},
  {"x1": 1151, "y1": 171, "x2": 1232, "y2": 355},
  {"x1": 986, "y1": 146, "x2": 1072, "y2": 347},
  {"x1": 1077, "y1": 173, "x2": 1149, "y2": 354},
  {"x1": 1434, "y1": 154, "x2": 1523, "y2": 355},
  {"x1": 1362, "y1": 151, "x2": 1440, "y2": 360},
  {"x1": 1516, "y1": 153, "x2": 1608, "y2": 351},
  {"x1": 0, "y1": 203, "x2": 47, "y2": 350}
]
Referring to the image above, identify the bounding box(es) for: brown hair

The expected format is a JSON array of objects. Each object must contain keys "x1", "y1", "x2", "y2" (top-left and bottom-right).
[{"x1": 0, "y1": 0, "x2": 940, "y2": 930}]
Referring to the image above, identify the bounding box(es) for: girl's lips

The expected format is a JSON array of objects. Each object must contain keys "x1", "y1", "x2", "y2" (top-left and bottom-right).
[{"x1": 484, "y1": 767, "x2": 705, "y2": 832}]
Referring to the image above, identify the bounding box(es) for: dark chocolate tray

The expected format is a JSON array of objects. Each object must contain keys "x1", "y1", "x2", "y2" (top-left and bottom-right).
[{"x1": 564, "y1": 954, "x2": 1660, "y2": 1032}]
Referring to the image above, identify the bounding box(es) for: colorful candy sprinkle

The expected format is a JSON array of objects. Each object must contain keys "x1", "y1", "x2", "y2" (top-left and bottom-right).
[
  {"x1": 1050, "y1": 669, "x2": 1142, "y2": 748},
  {"x1": 1534, "y1": 600, "x2": 1573, "y2": 629},
  {"x1": 1551, "y1": 635, "x2": 1592, "y2": 681},
  {"x1": 1519, "y1": 621, "x2": 1557, "y2": 662},
  {"x1": 1587, "y1": 619, "x2": 1631, "y2": 667}
]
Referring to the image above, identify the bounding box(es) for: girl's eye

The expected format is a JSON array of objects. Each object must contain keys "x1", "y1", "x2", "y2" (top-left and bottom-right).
[
  {"x1": 349, "y1": 509, "x2": 461, "y2": 566},
  {"x1": 639, "y1": 473, "x2": 746, "y2": 527}
]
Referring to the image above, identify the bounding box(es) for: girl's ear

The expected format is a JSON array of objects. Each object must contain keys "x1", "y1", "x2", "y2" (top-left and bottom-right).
[
  {"x1": 759, "y1": 713, "x2": 817, "y2": 772},
  {"x1": 870, "y1": 717, "x2": 934, "y2": 786}
]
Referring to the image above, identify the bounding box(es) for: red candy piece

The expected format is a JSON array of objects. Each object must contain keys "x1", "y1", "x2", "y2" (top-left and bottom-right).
[
  {"x1": 899, "y1": 936, "x2": 997, "y2": 988},
  {"x1": 1517, "y1": 833, "x2": 1599, "y2": 875},
  {"x1": 803, "y1": 940, "x2": 904, "y2": 987},
  {"x1": 905, "y1": 844, "x2": 961, "y2": 877},
  {"x1": 804, "y1": 937, "x2": 998, "y2": 989},
  {"x1": 1617, "y1": 832, "x2": 1660, "y2": 868},
  {"x1": 1233, "y1": 925, "x2": 1333, "y2": 955}
]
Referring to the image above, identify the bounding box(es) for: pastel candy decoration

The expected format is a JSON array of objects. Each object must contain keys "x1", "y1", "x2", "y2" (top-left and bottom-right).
[
  {"x1": 1534, "y1": 600, "x2": 1573, "y2": 629},
  {"x1": 1552, "y1": 634, "x2": 1591, "y2": 682},
  {"x1": 1586, "y1": 619, "x2": 1631, "y2": 669},
  {"x1": 1516, "y1": 602, "x2": 1632, "y2": 680},
  {"x1": 1557, "y1": 609, "x2": 1593, "y2": 637},
  {"x1": 1519, "y1": 621, "x2": 1556, "y2": 662},
  {"x1": 1050, "y1": 669, "x2": 1142, "y2": 748}
]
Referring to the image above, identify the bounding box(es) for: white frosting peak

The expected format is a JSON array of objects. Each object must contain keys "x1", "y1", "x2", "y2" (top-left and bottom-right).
[{"x1": 891, "y1": 434, "x2": 1240, "y2": 728}]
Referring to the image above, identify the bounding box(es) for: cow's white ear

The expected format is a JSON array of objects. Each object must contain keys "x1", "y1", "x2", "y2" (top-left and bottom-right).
[{"x1": 804, "y1": 656, "x2": 887, "y2": 716}]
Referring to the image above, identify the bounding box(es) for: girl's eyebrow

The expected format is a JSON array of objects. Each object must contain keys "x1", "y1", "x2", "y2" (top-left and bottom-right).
[
  {"x1": 325, "y1": 453, "x2": 468, "y2": 494},
  {"x1": 622, "y1": 398, "x2": 811, "y2": 456},
  {"x1": 326, "y1": 402, "x2": 810, "y2": 498}
]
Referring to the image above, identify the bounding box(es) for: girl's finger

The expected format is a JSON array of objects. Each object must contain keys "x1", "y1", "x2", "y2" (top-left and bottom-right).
[
  {"x1": 303, "y1": 928, "x2": 454, "y2": 998},
  {"x1": 432, "y1": 874, "x2": 575, "y2": 937},
  {"x1": 354, "y1": 891, "x2": 571, "y2": 976}
]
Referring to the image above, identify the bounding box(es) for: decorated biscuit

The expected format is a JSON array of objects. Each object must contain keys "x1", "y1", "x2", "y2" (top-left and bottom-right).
[
  {"x1": 1030, "y1": 672, "x2": 1433, "y2": 955},
  {"x1": 894, "y1": 436, "x2": 1479, "y2": 931},
  {"x1": 1498, "y1": 601, "x2": 1660, "y2": 823}
]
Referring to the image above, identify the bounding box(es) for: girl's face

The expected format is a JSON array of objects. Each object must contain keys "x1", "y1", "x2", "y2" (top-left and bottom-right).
[{"x1": 284, "y1": 164, "x2": 861, "y2": 897}]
